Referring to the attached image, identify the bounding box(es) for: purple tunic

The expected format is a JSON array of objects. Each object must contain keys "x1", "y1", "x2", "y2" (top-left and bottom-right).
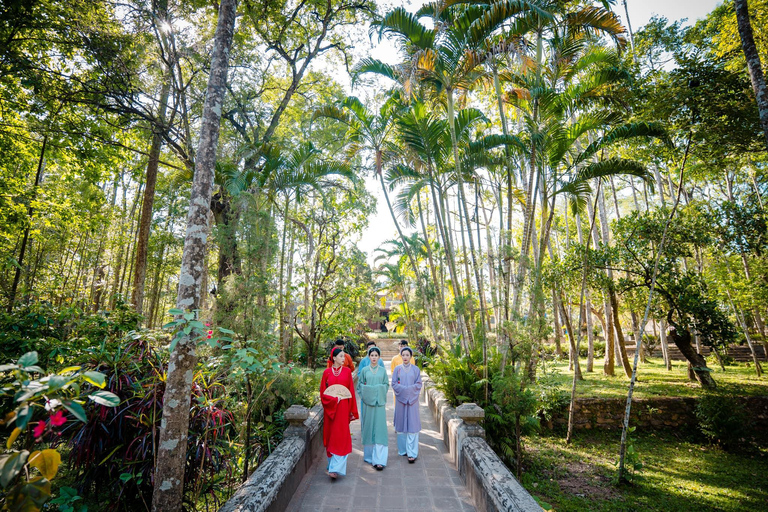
[{"x1": 392, "y1": 363, "x2": 422, "y2": 433}]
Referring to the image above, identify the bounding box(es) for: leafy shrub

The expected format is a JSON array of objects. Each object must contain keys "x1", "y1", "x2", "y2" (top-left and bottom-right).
[
  {"x1": 0, "y1": 351, "x2": 119, "y2": 512},
  {"x1": 427, "y1": 344, "x2": 488, "y2": 406},
  {"x1": 0, "y1": 300, "x2": 141, "y2": 370},
  {"x1": 695, "y1": 393, "x2": 751, "y2": 449},
  {"x1": 65, "y1": 337, "x2": 237, "y2": 511},
  {"x1": 485, "y1": 372, "x2": 539, "y2": 470},
  {"x1": 534, "y1": 373, "x2": 570, "y2": 425},
  {"x1": 415, "y1": 336, "x2": 437, "y2": 360},
  {"x1": 245, "y1": 368, "x2": 320, "y2": 461},
  {"x1": 578, "y1": 340, "x2": 605, "y2": 358}
]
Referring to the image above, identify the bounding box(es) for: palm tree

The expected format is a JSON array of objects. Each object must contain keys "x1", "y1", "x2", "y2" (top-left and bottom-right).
[{"x1": 313, "y1": 95, "x2": 439, "y2": 339}]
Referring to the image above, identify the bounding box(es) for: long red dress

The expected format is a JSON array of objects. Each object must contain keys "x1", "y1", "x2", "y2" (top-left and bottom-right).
[{"x1": 320, "y1": 366, "x2": 359, "y2": 458}]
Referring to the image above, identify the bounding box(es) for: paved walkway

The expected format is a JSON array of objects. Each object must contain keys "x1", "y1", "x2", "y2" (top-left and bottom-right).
[{"x1": 286, "y1": 361, "x2": 476, "y2": 512}]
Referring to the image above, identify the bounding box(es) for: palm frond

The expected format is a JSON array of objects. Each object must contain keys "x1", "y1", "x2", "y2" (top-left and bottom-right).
[{"x1": 573, "y1": 122, "x2": 668, "y2": 168}]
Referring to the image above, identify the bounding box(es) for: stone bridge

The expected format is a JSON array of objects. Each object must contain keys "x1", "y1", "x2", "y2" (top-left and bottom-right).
[{"x1": 219, "y1": 342, "x2": 540, "y2": 512}]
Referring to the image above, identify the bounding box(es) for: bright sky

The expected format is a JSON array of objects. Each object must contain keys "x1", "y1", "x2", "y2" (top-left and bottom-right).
[{"x1": 354, "y1": 0, "x2": 724, "y2": 264}]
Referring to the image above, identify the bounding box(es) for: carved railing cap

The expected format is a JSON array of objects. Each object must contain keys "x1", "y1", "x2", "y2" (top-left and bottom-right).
[
  {"x1": 456, "y1": 402, "x2": 485, "y2": 423},
  {"x1": 284, "y1": 404, "x2": 310, "y2": 425}
]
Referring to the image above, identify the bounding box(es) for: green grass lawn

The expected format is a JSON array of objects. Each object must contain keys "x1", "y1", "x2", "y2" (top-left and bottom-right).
[
  {"x1": 522, "y1": 430, "x2": 768, "y2": 512},
  {"x1": 539, "y1": 356, "x2": 768, "y2": 399}
]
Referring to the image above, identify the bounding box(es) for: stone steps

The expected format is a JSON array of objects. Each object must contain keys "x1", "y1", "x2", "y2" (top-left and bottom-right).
[{"x1": 624, "y1": 343, "x2": 767, "y2": 362}]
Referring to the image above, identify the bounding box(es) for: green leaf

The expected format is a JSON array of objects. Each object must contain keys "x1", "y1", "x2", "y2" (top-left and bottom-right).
[
  {"x1": 10, "y1": 476, "x2": 52, "y2": 509},
  {"x1": 88, "y1": 391, "x2": 120, "y2": 407},
  {"x1": 58, "y1": 366, "x2": 81, "y2": 375},
  {"x1": 82, "y1": 371, "x2": 106, "y2": 389},
  {"x1": 62, "y1": 401, "x2": 87, "y2": 423},
  {"x1": 18, "y1": 352, "x2": 38, "y2": 368},
  {"x1": 47, "y1": 375, "x2": 66, "y2": 391},
  {"x1": 119, "y1": 473, "x2": 133, "y2": 483},
  {"x1": 168, "y1": 308, "x2": 184, "y2": 315},
  {"x1": 22, "y1": 365, "x2": 44, "y2": 374},
  {"x1": 15, "y1": 404, "x2": 32, "y2": 430},
  {"x1": 0, "y1": 450, "x2": 29, "y2": 488},
  {"x1": 217, "y1": 328, "x2": 235, "y2": 335}
]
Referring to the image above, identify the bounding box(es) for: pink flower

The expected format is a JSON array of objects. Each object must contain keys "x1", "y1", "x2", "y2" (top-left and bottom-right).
[
  {"x1": 49, "y1": 410, "x2": 67, "y2": 427},
  {"x1": 205, "y1": 323, "x2": 211, "y2": 327},
  {"x1": 207, "y1": 335, "x2": 212, "y2": 339},
  {"x1": 207, "y1": 330, "x2": 213, "y2": 335},
  {"x1": 33, "y1": 420, "x2": 47, "y2": 438}
]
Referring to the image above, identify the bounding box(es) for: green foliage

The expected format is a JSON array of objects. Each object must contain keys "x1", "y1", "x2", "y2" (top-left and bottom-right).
[
  {"x1": 534, "y1": 371, "x2": 571, "y2": 424},
  {"x1": 0, "y1": 301, "x2": 141, "y2": 369},
  {"x1": 49, "y1": 486, "x2": 87, "y2": 512},
  {"x1": 610, "y1": 207, "x2": 737, "y2": 351},
  {"x1": 65, "y1": 338, "x2": 236, "y2": 510},
  {"x1": 428, "y1": 345, "x2": 489, "y2": 406},
  {"x1": 0, "y1": 351, "x2": 118, "y2": 512},
  {"x1": 695, "y1": 393, "x2": 751, "y2": 450},
  {"x1": 485, "y1": 372, "x2": 540, "y2": 468},
  {"x1": 613, "y1": 426, "x2": 643, "y2": 483}
]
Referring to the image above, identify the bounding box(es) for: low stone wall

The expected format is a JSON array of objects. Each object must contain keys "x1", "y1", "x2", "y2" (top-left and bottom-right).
[
  {"x1": 546, "y1": 396, "x2": 768, "y2": 431},
  {"x1": 422, "y1": 374, "x2": 541, "y2": 512},
  {"x1": 218, "y1": 403, "x2": 324, "y2": 512}
]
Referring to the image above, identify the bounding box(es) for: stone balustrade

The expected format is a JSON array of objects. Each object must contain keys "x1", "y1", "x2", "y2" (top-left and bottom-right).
[{"x1": 421, "y1": 374, "x2": 542, "y2": 512}]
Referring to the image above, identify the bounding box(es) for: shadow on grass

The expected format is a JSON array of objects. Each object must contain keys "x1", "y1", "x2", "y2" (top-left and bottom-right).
[{"x1": 522, "y1": 430, "x2": 768, "y2": 512}]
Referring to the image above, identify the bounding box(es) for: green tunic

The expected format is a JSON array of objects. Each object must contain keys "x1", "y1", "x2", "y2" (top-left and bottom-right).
[{"x1": 359, "y1": 364, "x2": 389, "y2": 446}]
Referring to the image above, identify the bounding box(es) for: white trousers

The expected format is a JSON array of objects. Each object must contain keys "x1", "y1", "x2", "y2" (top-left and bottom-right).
[
  {"x1": 326, "y1": 454, "x2": 348, "y2": 475},
  {"x1": 396, "y1": 432, "x2": 419, "y2": 458},
  {"x1": 363, "y1": 444, "x2": 389, "y2": 466}
]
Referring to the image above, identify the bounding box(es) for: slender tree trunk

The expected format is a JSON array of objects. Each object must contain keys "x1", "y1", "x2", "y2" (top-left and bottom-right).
[
  {"x1": 418, "y1": 190, "x2": 451, "y2": 344},
  {"x1": 378, "y1": 169, "x2": 437, "y2": 340},
  {"x1": 152, "y1": 1, "x2": 238, "y2": 509},
  {"x1": 611, "y1": 292, "x2": 633, "y2": 378},
  {"x1": 132, "y1": 78, "x2": 171, "y2": 318},
  {"x1": 659, "y1": 319, "x2": 672, "y2": 370},
  {"x1": 559, "y1": 293, "x2": 583, "y2": 380},
  {"x1": 735, "y1": 0, "x2": 768, "y2": 150},
  {"x1": 283, "y1": 224, "x2": 296, "y2": 359},
  {"x1": 8, "y1": 135, "x2": 47, "y2": 312},
  {"x1": 552, "y1": 289, "x2": 563, "y2": 356},
  {"x1": 431, "y1": 174, "x2": 471, "y2": 347}
]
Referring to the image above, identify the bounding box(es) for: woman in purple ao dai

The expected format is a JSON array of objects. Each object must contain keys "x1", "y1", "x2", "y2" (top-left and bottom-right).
[{"x1": 391, "y1": 347, "x2": 422, "y2": 462}]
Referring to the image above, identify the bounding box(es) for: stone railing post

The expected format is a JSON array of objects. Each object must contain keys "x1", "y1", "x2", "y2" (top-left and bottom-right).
[
  {"x1": 284, "y1": 405, "x2": 310, "y2": 443},
  {"x1": 456, "y1": 402, "x2": 485, "y2": 439}
]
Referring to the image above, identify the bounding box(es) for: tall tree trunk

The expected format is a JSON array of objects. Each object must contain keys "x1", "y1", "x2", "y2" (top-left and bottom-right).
[
  {"x1": 610, "y1": 291, "x2": 633, "y2": 378},
  {"x1": 152, "y1": 1, "x2": 237, "y2": 509},
  {"x1": 377, "y1": 168, "x2": 437, "y2": 341},
  {"x1": 668, "y1": 322, "x2": 717, "y2": 388},
  {"x1": 418, "y1": 190, "x2": 451, "y2": 344},
  {"x1": 431, "y1": 173, "x2": 471, "y2": 347},
  {"x1": 559, "y1": 292, "x2": 583, "y2": 381},
  {"x1": 735, "y1": 0, "x2": 768, "y2": 150},
  {"x1": 552, "y1": 289, "x2": 563, "y2": 356},
  {"x1": 8, "y1": 135, "x2": 47, "y2": 312},
  {"x1": 282, "y1": 223, "x2": 296, "y2": 360},
  {"x1": 659, "y1": 318, "x2": 672, "y2": 370},
  {"x1": 132, "y1": 78, "x2": 171, "y2": 318},
  {"x1": 446, "y1": 89, "x2": 487, "y2": 343}
]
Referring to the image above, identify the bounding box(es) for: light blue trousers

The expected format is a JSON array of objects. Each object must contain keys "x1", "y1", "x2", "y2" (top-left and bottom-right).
[
  {"x1": 363, "y1": 444, "x2": 388, "y2": 466},
  {"x1": 326, "y1": 454, "x2": 348, "y2": 476},
  {"x1": 396, "y1": 432, "x2": 419, "y2": 458}
]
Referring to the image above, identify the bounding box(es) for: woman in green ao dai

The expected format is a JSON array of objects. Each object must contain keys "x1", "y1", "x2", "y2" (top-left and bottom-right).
[{"x1": 358, "y1": 347, "x2": 389, "y2": 469}]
